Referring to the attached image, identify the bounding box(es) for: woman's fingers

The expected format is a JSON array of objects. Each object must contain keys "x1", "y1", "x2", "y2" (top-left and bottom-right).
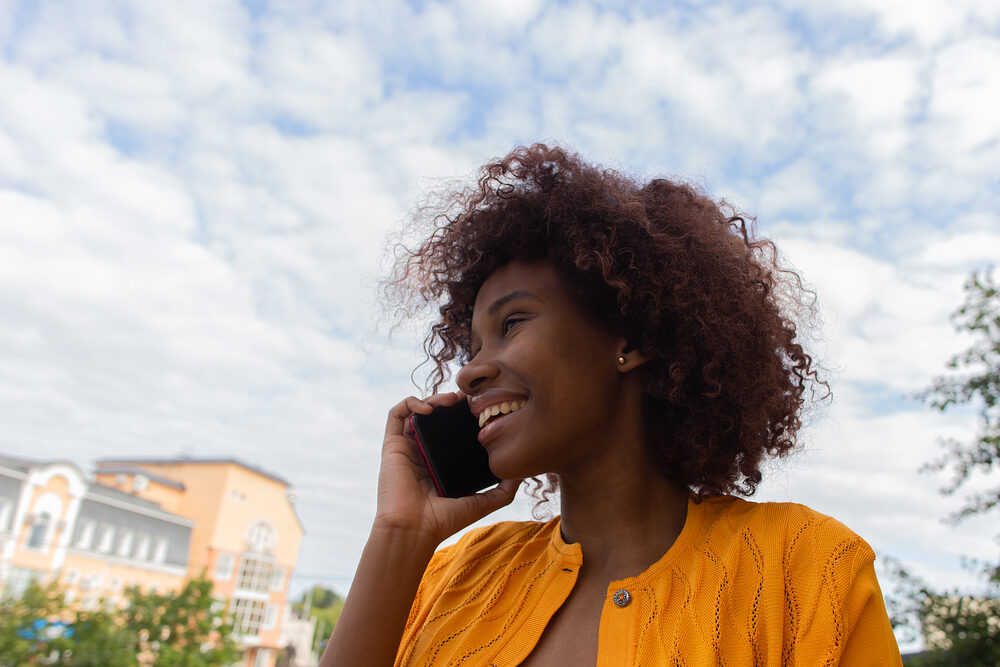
[
  {"x1": 424, "y1": 391, "x2": 465, "y2": 408},
  {"x1": 384, "y1": 392, "x2": 470, "y2": 441},
  {"x1": 446, "y1": 479, "x2": 522, "y2": 527},
  {"x1": 378, "y1": 394, "x2": 517, "y2": 542},
  {"x1": 384, "y1": 396, "x2": 433, "y2": 440}
]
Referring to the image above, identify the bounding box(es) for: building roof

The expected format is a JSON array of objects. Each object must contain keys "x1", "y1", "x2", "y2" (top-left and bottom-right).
[
  {"x1": 97, "y1": 457, "x2": 305, "y2": 534},
  {"x1": 0, "y1": 453, "x2": 85, "y2": 478},
  {"x1": 88, "y1": 482, "x2": 172, "y2": 511},
  {"x1": 96, "y1": 457, "x2": 292, "y2": 487},
  {"x1": 0, "y1": 453, "x2": 33, "y2": 473},
  {"x1": 94, "y1": 465, "x2": 186, "y2": 490},
  {"x1": 85, "y1": 482, "x2": 194, "y2": 528}
]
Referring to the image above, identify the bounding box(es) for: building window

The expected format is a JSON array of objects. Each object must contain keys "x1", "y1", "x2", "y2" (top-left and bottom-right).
[
  {"x1": 152, "y1": 537, "x2": 167, "y2": 563},
  {"x1": 96, "y1": 524, "x2": 115, "y2": 553},
  {"x1": 232, "y1": 597, "x2": 268, "y2": 636},
  {"x1": 81, "y1": 573, "x2": 102, "y2": 591},
  {"x1": 236, "y1": 553, "x2": 274, "y2": 594},
  {"x1": 245, "y1": 520, "x2": 276, "y2": 555},
  {"x1": 117, "y1": 530, "x2": 134, "y2": 557},
  {"x1": 0, "y1": 497, "x2": 11, "y2": 532},
  {"x1": 214, "y1": 552, "x2": 235, "y2": 581},
  {"x1": 75, "y1": 519, "x2": 96, "y2": 549},
  {"x1": 254, "y1": 648, "x2": 273, "y2": 667},
  {"x1": 270, "y1": 565, "x2": 286, "y2": 592},
  {"x1": 134, "y1": 533, "x2": 150, "y2": 560},
  {"x1": 263, "y1": 603, "x2": 279, "y2": 631},
  {"x1": 65, "y1": 569, "x2": 80, "y2": 586},
  {"x1": 252, "y1": 648, "x2": 272, "y2": 667},
  {"x1": 1, "y1": 567, "x2": 43, "y2": 601},
  {"x1": 109, "y1": 576, "x2": 122, "y2": 591},
  {"x1": 26, "y1": 512, "x2": 51, "y2": 550}
]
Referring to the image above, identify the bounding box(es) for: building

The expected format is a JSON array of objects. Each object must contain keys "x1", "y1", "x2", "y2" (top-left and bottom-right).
[
  {"x1": 95, "y1": 458, "x2": 306, "y2": 667},
  {"x1": 0, "y1": 455, "x2": 192, "y2": 608},
  {"x1": 0, "y1": 454, "x2": 308, "y2": 667},
  {"x1": 278, "y1": 604, "x2": 319, "y2": 667}
]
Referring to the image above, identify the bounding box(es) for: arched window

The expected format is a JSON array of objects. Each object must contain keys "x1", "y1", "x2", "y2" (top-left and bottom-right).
[
  {"x1": 27, "y1": 512, "x2": 51, "y2": 550},
  {"x1": 233, "y1": 519, "x2": 281, "y2": 636},
  {"x1": 25, "y1": 493, "x2": 62, "y2": 553},
  {"x1": 245, "y1": 520, "x2": 276, "y2": 555}
]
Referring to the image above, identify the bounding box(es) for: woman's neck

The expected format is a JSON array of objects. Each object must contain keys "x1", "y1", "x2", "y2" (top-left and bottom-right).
[
  {"x1": 552, "y1": 369, "x2": 688, "y2": 579},
  {"x1": 556, "y1": 449, "x2": 689, "y2": 580}
]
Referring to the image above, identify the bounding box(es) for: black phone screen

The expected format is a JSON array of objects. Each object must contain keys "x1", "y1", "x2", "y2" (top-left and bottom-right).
[{"x1": 410, "y1": 402, "x2": 500, "y2": 498}]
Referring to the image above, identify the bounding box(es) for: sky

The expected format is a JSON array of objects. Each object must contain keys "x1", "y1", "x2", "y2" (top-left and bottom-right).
[{"x1": 1, "y1": 0, "x2": 999, "y2": 649}]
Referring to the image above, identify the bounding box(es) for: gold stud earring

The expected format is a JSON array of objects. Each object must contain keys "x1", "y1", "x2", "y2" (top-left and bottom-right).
[{"x1": 618, "y1": 355, "x2": 626, "y2": 366}]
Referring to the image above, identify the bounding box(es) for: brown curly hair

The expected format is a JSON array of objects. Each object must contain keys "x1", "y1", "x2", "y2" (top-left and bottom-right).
[{"x1": 387, "y1": 143, "x2": 828, "y2": 497}]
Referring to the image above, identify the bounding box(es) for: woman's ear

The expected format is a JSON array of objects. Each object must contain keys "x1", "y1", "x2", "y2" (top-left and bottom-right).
[{"x1": 616, "y1": 342, "x2": 650, "y2": 372}]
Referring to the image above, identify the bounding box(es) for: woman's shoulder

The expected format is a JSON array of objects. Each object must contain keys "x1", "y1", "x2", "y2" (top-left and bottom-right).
[
  {"x1": 424, "y1": 518, "x2": 559, "y2": 580},
  {"x1": 445, "y1": 518, "x2": 557, "y2": 552},
  {"x1": 692, "y1": 495, "x2": 876, "y2": 568}
]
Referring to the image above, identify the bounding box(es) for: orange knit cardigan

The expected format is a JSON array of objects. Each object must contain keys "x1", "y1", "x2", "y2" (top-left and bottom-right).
[{"x1": 396, "y1": 496, "x2": 902, "y2": 666}]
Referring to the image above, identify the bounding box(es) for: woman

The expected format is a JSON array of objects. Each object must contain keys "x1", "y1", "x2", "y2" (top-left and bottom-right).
[{"x1": 322, "y1": 144, "x2": 902, "y2": 665}]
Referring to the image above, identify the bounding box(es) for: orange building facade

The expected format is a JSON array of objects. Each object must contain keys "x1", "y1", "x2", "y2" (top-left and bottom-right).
[{"x1": 0, "y1": 454, "x2": 305, "y2": 667}]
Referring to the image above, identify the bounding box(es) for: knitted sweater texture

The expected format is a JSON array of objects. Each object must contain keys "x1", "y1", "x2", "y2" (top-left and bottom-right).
[{"x1": 396, "y1": 496, "x2": 902, "y2": 666}]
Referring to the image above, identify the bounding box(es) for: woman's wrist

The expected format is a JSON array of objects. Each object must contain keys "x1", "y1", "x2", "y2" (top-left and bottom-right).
[{"x1": 369, "y1": 518, "x2": 441, "y2": 559}]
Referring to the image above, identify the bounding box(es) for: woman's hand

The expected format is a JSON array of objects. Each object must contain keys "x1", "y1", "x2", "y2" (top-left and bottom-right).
[
  {"x1": 375, "y1": 393, "x2": 522, "y2": 546},
  {"x1": 321, "y1": 392, "x2": 519, "y2": 667}
]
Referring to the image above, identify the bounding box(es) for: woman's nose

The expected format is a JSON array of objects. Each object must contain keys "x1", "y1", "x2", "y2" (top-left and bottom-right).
[{"x1": 456, "y1": 350, "x2": 499, "y2": 394}]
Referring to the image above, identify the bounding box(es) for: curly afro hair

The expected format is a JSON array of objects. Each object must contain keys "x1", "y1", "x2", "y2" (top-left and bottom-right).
[{"x1": 387, "y1": 143, "x2": 828, "y2": 497}]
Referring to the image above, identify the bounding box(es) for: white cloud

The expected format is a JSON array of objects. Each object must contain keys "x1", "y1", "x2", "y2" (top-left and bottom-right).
[
  {"x1": 458, "y1": 0, "x2": 545, "y2": 29},
  {"x1": 833, "y1": 0, "x2": 1000, "y2": 47},
  {"x1": 1, "y1": 0, "x2": 997, "y2": 607},
  {"x1": 813, "y1": 55, "x2": 920, "y2": 157},
  {"x1": 779, "y1": 237, "x2": 972, "y2": 392},
  {"x1": 927, "y1": 37, "x2": 1000, "y2": 155},
  {"x1": 758, "y1": 160, "x2": 833, "y2": 218},
  {"x1": 916, "y1": 232, "x2": 1000, "y2": 268}
]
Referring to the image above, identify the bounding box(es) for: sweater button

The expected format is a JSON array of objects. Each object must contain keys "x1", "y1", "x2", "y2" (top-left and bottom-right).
[{"x1": 612, "y1": 588, "x2": 631, "y2": 607}]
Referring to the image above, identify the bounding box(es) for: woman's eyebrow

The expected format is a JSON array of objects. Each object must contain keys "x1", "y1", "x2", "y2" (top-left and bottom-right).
[{"x1": 487, "y1": 290, "x2": 541, "y2": 316}]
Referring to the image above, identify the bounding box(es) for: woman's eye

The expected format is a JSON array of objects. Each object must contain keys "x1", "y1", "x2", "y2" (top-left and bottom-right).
[{"x1": 502, "y1": 317, "x2": 523, "y2": 335}]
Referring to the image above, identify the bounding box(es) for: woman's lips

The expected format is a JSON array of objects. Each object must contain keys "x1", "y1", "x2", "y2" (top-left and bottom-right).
[
  {"x1": 477, "y1": 406, "x2": 521, "y2": 445},
  {"x1": 474, "y1": 398, "x2": 528, "y2": 427}
]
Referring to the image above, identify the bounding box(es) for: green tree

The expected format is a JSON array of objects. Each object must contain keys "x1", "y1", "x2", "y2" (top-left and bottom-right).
[
  {"x1": 893, "y1": 268, "x2": 1000, "y2": 665},
  {"x1": 308, "y1": 586, "x2": 341, "y2": 610},
  {"x1": 886, "y1": 558, "x2": 1000, "y2": 666},
  {"x1": 920, "y1": 269, "x2": 1000, "y2": 535},
  {"x1": 121, "y1": 577, "x2": 240, "y2": 667},
  {"x1": 0, "y1": 581, "x2": 132, "y2": 667},
  {"x1": 0, "y1": 576, "x2": 239, "y2": 667},
  {"x1": 293, "y1": 586, "x2": 344, "y2": 654},
  {"x1": 0, "y1": 581, "x2": 70, "y2": 667}
]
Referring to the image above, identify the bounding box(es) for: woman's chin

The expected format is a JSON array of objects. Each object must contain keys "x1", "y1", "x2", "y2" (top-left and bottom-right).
[{"x1": 487, "y1": 455, "x2": 548, "y2": 486}]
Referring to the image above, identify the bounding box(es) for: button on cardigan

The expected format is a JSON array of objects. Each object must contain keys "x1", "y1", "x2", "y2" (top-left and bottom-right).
[{"x1": 395, "y1": 496, "x2": 903, "y2": 666}]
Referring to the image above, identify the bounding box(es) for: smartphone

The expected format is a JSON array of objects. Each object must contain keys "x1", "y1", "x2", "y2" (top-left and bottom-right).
[{"x1": 409, "y1": 402, "x2": 501, "y2": 498}]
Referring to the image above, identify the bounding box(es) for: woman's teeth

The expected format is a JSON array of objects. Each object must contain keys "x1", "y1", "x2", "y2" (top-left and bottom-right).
[{"x1": 477, "y1": 400, "x2": 527, "y2": 428}]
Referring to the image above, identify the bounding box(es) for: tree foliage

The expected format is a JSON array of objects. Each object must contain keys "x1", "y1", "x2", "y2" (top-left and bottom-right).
[
  {"x1": 0, "y1": 577, "x2": 239, "y2": 667},
  {"x1": 888, "y1": 269, "x2": 1000, "y2": 665},
  {"x1": 119, "y1": 578, "x2": 239, "y2": 667},
  {"x1": 920, "y1": 269, "x2": 1000, "y2": 524},
  {"x1": 302, "y1": 585, "x2": 342, "y2": 611},
  {"x1": 886, "y1": 558, "x2": 1000, "y2": 666},
  {"x1": 293, "y1": 586, "x2": 343, "y2": 654}
]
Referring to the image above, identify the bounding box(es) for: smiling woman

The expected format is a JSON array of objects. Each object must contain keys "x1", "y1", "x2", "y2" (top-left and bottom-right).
[{"x1": 321, "y1": 144, "x2": 903, "y2": 666}]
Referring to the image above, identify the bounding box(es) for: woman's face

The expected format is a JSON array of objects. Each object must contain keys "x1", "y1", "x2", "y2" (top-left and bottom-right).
[{"x1": 456, "y1": 260, "x2": 627, "y2": 480}]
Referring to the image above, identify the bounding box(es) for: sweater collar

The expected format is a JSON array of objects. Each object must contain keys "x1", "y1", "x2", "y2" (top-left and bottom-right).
[{"x1": 544, "y1": 494, "x2": 705, "y2": 583}]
